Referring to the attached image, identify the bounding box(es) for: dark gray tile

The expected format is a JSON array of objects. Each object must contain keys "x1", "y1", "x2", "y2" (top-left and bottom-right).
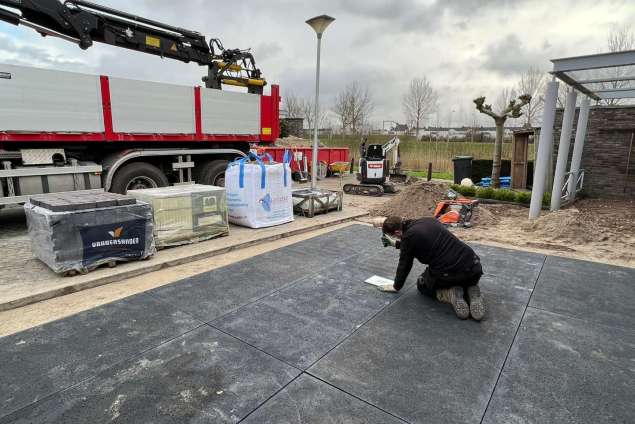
[
  {"x1": 0, "y1": 294, "x2": 201, "y2": 418},
  {"x1": 471, "y1": 243, "x2": 546, "y2": 304},
  {"x1": 482, "y1": 308, "x2": 635, "y2": 424},
  {"x1": 213, "y1": 262, "x2": 412, "y2": 369},
  {"x1": 242, "y1": 374, "x2": 405, "y2": 424},
  {"x1": 147, "y1": 248, "x2": 326, "y2": 323},
  {"x1": 530, "y1": 256, "x2": 635, "y2": 329},
  {"x1": 146, "y1": 225, "x2": 382, "y2": 324},
  {"x1": 309, "y1": 289, "x2": 526, "y2": 424},
  {"x1": 1, "y1": 326, "x2": 300, "y2": 424}
]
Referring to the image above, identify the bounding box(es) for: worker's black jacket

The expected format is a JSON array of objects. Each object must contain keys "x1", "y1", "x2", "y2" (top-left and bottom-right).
[{"x1": 393, "y1": 218, "x2": 478, "y2": 290}]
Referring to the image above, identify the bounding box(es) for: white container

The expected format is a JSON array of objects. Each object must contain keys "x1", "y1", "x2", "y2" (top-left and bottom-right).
[{"x1": 225, "y1": 153, "x2": 293, "y2": 228}]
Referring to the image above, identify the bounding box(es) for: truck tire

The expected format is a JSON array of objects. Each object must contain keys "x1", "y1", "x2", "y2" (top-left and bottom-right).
[
  {"x1": 196, "y1": 160, "x2": 229, "y2": 187},
  {"x1": 110, "y1": 162, "x2": 169, "y2": 194}
]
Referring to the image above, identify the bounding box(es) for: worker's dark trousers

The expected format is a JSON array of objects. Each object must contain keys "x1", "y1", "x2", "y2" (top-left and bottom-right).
[{"x1": 417, "y1": 259, "x2": 483, "y2": 298}]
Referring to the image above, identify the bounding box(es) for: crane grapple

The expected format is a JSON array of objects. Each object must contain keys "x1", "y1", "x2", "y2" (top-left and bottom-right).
[{"x1": 0, "y1": 0, "x2": 266, "y2": 93}]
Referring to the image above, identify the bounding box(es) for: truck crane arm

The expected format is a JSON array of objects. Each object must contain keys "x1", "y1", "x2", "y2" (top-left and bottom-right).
[{"x1": 0, "y1": 0, "x2": 266, "y2": 93}]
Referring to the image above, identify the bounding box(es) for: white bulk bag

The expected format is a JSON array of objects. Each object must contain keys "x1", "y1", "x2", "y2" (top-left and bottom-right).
[{"x1": 225, "y1": 152, "x2": 294, "y2": 228}]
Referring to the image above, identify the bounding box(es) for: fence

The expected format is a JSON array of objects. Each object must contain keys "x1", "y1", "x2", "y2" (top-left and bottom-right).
[{"x1": 322, "y1": 135, "x2": 535, "y2": 174}]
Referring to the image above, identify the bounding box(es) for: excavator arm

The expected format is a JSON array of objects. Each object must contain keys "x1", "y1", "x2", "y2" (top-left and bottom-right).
[{"x1": 0, "y1": 0, "x2": 266, "y2": 93}]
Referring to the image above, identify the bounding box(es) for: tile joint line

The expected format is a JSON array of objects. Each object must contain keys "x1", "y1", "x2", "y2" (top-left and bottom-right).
[{"x1": 478, "y1": 255, "x2": 548, "y2": 424}]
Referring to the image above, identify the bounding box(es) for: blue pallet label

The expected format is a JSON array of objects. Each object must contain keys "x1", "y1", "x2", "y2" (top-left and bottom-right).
[{"x1": 80, "y1": 219, "x2": 146, "y2": 266}]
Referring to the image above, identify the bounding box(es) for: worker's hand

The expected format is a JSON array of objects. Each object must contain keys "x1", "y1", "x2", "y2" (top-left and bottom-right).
[
  {"x1": 378, "y1": 283, "x2": 398, "y2": 293},
  {"x1": 381, "y1": 234, "x2": 397, "y2": 248}
]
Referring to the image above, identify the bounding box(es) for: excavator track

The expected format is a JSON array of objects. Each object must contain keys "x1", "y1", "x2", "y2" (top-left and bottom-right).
[{"x1": 343, "y1": 184, "x2": 385, "y2": 197}]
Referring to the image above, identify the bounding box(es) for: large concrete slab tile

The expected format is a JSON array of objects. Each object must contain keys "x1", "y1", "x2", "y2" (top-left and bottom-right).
[
  {"x1": 482, "y1": 308, "x2": 635, "y2": 424},
  {"x1": 1, "y1": 325, "x2": 300, "y2": 424},
  {"x1": 147, "y1": 248, "x2": 328, "y2": 323},
  {"x1": 0, "y1": 294, "x2": 201, "y2": 418},
  {"x1": 471, "y1": 243, "x2": 546, "y2": 304},
  {"x1": 146, "y1": 225, "x2": 380, "y2": 324},
  {"x1": 214, "y1": 260, "x2": 413, "y2": 369},
  {"x1": 242, "y1": 374, "x2": 406, "y2": 424},
  {"x1": 309, "y1": 289, "x2": 526, "y2": 424},
  {"x1": 530, "y1": 256, "x2": 635, "y2": 329}
]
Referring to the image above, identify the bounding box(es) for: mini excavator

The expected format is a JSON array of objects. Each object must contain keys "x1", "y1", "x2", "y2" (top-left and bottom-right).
[{"x1": 343, "y1": 137, "x2": 408, "y2": 196}]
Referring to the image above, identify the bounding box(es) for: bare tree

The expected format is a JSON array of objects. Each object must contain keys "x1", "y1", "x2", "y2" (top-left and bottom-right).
[
  {"x1": 283, "y1": 91, "x2": 303, "y2": 119},
  {"x1": 300, "y1": 98, "x2": 328, "y2": 132},
  {"x1": 599, "y1": 25, "x2": 635, "y2": 105},
  {"x1": 517, "y1": 67, "x2": 546, "y2": 126},
  {"x1": 402, "y1": 77, "x2": 438, "y2": 138},
  {"x1": 474, "y1": 94, "x2": 531, "y2": 188},
  {"x1": 333, "y1": 90, "x2": 351, "y2": 132},
  {"x1": 332, "y1": 82, "x2": 374, "y2": 133}
]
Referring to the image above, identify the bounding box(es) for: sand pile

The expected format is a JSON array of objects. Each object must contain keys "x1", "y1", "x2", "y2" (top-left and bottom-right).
[
  {"x1": 470, "y1": 206, "x2": 497, "y2": 226},
  {"x1": 522, "y1": 198, "x2": 635, "y2": 245},
  {"x1": 370, "y1": 181, "x2": 448, "y2": 219},
  {"x1": 521, "y1": 208, "x2": 598, "y2": 242},
  {"x1": 275, "y1": 136, "x2": 324, "y2": 148},
  {"x1": 369, "y1": 181, "x2": 497, "y2": 227}
]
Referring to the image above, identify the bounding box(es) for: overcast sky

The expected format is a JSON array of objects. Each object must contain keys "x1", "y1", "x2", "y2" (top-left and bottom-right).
[{"x1": 1, "y1": 0, "x2": 633, "y2": 127}]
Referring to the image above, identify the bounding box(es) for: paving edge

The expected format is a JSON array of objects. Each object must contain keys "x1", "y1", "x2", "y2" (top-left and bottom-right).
[{"x1": 0, "y1": 212, "x2": 368, "y2": 312}]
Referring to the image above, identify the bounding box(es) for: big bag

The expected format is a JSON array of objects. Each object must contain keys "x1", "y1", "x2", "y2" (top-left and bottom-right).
[{"x1": 225, "y1": 151, "x2": 294, "y2": 228}]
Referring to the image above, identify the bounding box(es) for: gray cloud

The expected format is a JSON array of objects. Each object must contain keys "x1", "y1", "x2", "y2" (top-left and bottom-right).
[
  {"x1": 481, "y1": 34, "x2": 552, "y2": 76},
  {"x1": 0, "y1": 34, "x2": 88, "y2": 69}
]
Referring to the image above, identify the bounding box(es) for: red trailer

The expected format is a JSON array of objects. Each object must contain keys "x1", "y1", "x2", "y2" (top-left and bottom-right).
[{"x1": 260, "y1": 146, "x2": 350, "y2": 173}]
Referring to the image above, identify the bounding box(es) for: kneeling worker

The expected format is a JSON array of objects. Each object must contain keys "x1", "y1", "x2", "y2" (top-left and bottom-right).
[{"x1": 380, "y1": 216, "x2": 485, "y2": 321}]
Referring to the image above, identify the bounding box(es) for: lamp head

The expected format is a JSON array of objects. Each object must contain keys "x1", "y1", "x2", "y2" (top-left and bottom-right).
[{"x1": 306, "y1": 15, "x2": 335, "y2": 36}]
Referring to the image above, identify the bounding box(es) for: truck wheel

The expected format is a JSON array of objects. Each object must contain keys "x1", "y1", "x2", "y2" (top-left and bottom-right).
[
  {"x1": 111, "y1": 162, "x2": 169, "y2": 194},
  {"x1": 196, "y1": 160, "x2": 229, "y2": 187}
]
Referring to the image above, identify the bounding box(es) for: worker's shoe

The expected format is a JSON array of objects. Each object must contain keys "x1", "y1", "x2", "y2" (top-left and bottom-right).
[
  {"x1": 466, "y1": 285, "x2": 486, "y2": 321},
  {"x1": 436, "y1": 286, "x2": 470, "y2": 320}
]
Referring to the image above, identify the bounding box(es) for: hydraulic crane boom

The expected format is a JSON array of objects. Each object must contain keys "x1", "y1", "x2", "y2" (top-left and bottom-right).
[{"x1": 0, "y1": 0, "x2": 266, "y2": 93}]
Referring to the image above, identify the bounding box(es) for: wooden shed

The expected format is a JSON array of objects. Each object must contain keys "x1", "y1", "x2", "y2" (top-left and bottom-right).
[{"x1": 511, "y1": 128, "x2": 537, "y2": 190}]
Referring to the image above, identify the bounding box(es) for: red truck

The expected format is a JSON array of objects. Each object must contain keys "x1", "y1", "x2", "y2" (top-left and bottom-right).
[{"x1": 0, "y1": 0, "x2": 281, "y2": 206}]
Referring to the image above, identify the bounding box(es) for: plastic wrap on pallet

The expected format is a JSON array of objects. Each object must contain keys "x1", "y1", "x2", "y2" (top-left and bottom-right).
[
  {"x1": 226, "y1": 152, "x2": 293, "y2": 228},
  {"x1": 24, "y1": 199, "x2": 155, "y2": 275},
  {"x1": 128, "y1": 184, "x2": 229, "y2": 248}
]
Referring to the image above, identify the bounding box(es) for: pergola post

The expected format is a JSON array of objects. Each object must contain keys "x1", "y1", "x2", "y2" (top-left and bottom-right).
[
  {"x1": 550, "y1": 89, "x2": 578, "y2": 210},
  {"x1": 568, "y1": 96, "x2": 590, "y2": 201},
  {"x1": 529, "y1": 80, "x2": 559, "y2": 219}
]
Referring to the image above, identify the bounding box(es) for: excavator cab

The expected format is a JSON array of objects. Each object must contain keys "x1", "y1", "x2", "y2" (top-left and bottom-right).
[{"x1": 343, "y1": 138, "x2": 400, "y2": 196}]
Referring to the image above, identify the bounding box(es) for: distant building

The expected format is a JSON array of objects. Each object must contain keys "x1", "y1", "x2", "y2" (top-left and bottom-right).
[{"x1": 390, "y1": 123, "x2": 409, "y2": 135}]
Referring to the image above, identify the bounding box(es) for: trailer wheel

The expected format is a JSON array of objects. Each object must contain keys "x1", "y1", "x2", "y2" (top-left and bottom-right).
[
  {"x1": 111, "y1": 162, "x2": 169, "y2": 194},
  {"x1": 196, "y1": 160, "x2": 229, "y2": 187}
]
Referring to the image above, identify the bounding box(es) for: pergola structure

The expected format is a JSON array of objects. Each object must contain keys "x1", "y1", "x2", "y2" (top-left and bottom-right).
[{"x1": 529, "y1": 49, "x2": 635, "y2": 218}]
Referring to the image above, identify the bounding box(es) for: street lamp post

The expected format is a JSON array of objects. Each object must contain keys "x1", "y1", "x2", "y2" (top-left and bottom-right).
[{"x1": 306, "y1": 14, "x2": 335, "y2": 191}]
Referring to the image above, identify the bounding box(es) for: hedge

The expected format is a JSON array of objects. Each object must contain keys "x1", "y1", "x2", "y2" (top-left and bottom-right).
[{"x1": 450, "y1": 184, "x2": 550, "y2": 206}]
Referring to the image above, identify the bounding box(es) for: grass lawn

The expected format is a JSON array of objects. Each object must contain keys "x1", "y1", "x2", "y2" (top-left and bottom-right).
[{"x1": 406, "y1": 170, "x2": 454, "y2": 181}]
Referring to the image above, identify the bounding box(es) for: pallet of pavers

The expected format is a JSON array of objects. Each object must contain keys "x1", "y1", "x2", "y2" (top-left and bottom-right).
[
  {"x1": 128, "y1": 184, "x2": 229, "y2": 249},
  {"x1": 25, "y1": 190, "x2": 155, "y2": 276}
]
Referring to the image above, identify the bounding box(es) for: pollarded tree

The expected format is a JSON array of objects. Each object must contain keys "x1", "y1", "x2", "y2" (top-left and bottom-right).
[{"x1": 474, "y1": 94, "x2": 531, "y2": 188}]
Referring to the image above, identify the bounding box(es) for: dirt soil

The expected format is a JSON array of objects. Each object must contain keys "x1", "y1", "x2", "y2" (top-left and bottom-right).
[
  {"x1": 457, "y1": 199, "x2": 635, "y2": 267},
  {"x1": 368, "y1": 180, "x2": 634, "y2": 268},
  {"x1": 369, "y1": 181, "x2": 497, "y2": 227}
]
